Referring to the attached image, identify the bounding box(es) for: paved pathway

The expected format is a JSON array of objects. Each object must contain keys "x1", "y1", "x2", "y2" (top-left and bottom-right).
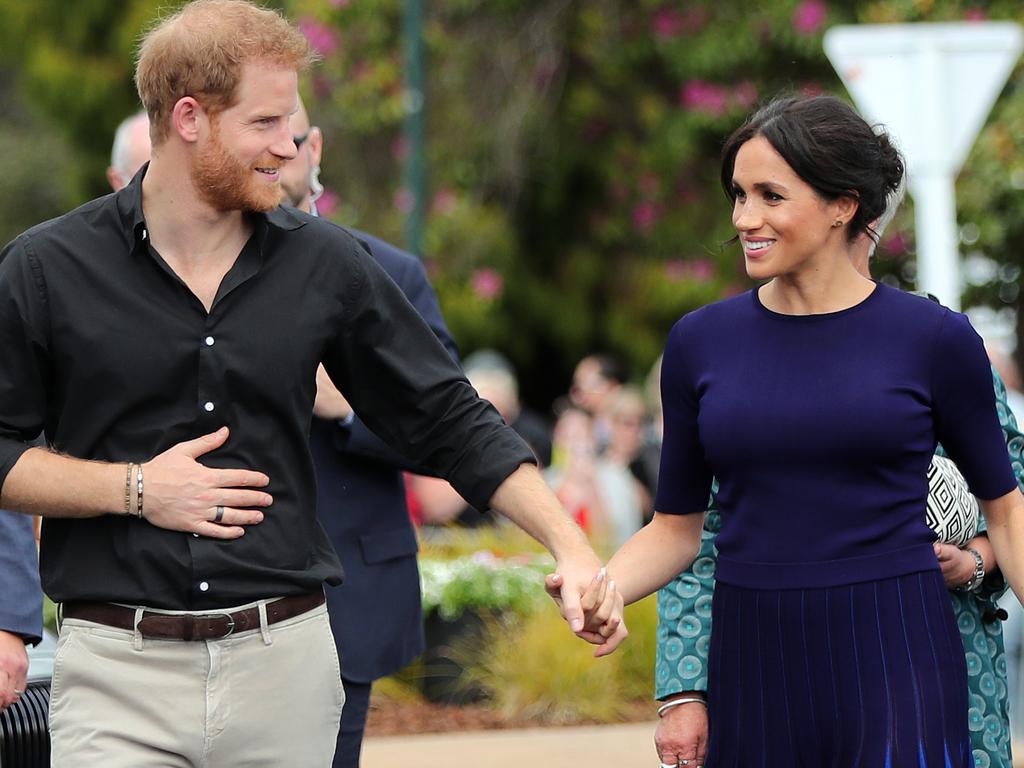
[
  {"x1": 365, "y1": 727, "x2": 1024, "y2": 768},
  {"x1": 362, "y1": 721, "x2": 660, "y2": 768}
]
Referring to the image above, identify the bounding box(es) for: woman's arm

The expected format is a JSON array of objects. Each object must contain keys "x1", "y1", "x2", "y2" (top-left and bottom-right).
[
  {"x1": 980, "y1": 489, "x2": 1024, "y2": 606},
  {"x1": 607, "y1": 512, "x2": 706, "y2": 605}
]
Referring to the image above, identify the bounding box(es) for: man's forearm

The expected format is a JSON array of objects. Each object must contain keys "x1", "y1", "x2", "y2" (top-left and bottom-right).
[
  {"x1": 1, "y1": 447, "x2": 122, "y2": 518},
  {"x1": 488, "y1": 463, "x2": 592, "y2": 558}
]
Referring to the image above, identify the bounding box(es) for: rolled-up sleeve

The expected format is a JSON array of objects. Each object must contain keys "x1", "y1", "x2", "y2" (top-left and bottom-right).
[
  {"x1": 322, "y1": 239, "x2": 534, "y2": 511},
  {"x1": 0, "y1": 235, "x2": 50, "y2": 493}
]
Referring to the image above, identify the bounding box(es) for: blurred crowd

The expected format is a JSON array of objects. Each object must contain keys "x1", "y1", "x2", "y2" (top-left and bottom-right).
[{"x1": 407, "y1": 351, "x2": 662, "y2": 554}]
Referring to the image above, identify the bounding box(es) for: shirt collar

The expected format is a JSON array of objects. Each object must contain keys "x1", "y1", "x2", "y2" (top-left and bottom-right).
[{"x1": 115, "y1": 162, "x2": 308, "y2": 251}]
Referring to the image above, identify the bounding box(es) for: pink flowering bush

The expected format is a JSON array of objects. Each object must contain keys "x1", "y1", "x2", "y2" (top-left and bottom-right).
[
  {"x1": 2, "y1": 0, "x2": 1021, "y2": 407},
  {"x1": 278, "y1": 0, "x2": 1024, "y2": 400}
]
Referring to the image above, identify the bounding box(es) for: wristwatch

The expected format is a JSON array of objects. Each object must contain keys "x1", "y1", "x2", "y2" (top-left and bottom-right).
[{"x1": 957, "y1": 547, "x2": 985, "y2": 593}]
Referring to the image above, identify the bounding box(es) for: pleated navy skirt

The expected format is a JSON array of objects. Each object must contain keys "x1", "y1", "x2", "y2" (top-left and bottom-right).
[{"x1": 706, "y1": 570, "x2": 974, "y2": 767}]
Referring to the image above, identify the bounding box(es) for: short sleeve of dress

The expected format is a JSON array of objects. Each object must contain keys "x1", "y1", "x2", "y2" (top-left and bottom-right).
[
  {"x1": 931, "y1": 310, "x2": 1017, "y2": 501},
  {"x1": 654, "y1": 315, "x2": 713, "y2": 515}
]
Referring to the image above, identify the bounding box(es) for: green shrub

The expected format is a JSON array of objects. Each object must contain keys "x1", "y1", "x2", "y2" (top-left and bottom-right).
[{"x1": 463, "y1": 595, "x2": 658, "y2": 723}]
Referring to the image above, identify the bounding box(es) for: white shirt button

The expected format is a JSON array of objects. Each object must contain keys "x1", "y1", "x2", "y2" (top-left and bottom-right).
[
  {"x1": 205, "y1": 336, "x2": 215, "y2": 346},
  {"x1": 198, "y1": 581, "x2": 210, "y2": 592},
  {"x1": 204, "y1": 402, "x2": 215, "y2": 412}
]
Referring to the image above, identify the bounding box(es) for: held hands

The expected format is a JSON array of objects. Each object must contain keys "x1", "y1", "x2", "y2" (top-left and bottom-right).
[
  {"x1": 655, "y1": 695, "x2": 708, "y2": 768},
  {"x1": 0, "y1": 630, "x2": 28, "y2": 712},
  {"x1": 141, "y1": 427, "x2": 271, "y2": 539},
  {"x1": 545, "y1": 566, "x2": 629, "y2": 657}
]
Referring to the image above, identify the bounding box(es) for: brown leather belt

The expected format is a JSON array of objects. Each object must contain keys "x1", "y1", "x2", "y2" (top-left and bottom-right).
[{"x1": 62, "y1": 591, "x2": 325, "y2": 641}]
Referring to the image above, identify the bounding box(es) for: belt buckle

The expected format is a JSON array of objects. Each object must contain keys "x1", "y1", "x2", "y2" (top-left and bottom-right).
[{"x1": 207, "y1": 612, "x2": 236, "y2": 639}]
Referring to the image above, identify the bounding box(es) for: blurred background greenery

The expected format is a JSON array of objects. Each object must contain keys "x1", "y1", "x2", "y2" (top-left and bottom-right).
[{"x1": 1, "y1": 0, "x2": 1023, "y2": 409}]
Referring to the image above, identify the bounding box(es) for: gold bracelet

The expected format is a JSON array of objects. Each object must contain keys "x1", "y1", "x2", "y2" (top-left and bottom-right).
[{"x1": 124, "y1": 463, "x2": 134, "y2": 516}]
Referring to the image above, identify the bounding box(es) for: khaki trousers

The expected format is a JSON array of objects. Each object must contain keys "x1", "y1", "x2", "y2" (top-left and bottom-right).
[{"x1": 49, "y1": 599, "x2": 344, "y2": 767}]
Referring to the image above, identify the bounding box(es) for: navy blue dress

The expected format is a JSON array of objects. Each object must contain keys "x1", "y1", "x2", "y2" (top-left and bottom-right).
[{"x1": 656, "y1": 284, "x2": 1017, "y2": 767}]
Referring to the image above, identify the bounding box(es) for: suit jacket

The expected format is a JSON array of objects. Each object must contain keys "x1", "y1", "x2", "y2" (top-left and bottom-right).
[
  {"x1": 311, "y1": 229, "x2": 458, "y2": 684},
  {"x1": 0, "y1": 509, "x2": 43, "y2": 645}
]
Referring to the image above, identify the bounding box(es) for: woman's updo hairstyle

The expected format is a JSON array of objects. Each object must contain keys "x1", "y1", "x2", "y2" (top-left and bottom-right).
[{"x1": 720, "y1": 95, "x2": 905, "y2": 243}]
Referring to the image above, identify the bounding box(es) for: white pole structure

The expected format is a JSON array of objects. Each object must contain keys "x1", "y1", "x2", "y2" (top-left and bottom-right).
[{"x1": 824, "y1": 23, "x2": 1023, "y2": 310}]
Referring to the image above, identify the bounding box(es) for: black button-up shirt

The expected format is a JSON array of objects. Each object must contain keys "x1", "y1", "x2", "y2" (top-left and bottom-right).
[{"x1": 0, "y1": 170, "x2": 533, "y2": 609}]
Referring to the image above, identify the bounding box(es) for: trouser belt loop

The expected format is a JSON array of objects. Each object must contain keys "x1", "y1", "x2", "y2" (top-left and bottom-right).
[
  {"x1": 132, "y1": 607, "x2": 145, "y2": 652},
  {"x1": 258, "y1": 601, "x2": 273, "y2": 646}
]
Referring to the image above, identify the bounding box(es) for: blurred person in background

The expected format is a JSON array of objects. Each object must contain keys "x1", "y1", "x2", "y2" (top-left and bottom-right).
[
  {"x1": 603, "y1": 385, "x2": 660, "y2": 523},
  {"x1": 408, "y1": 350, "x2": 552, "y2": 529},
  {"x1": 544, "y1": 405, "x2": 643, "y2": 550},
  {"x1": 106, "y1": 111, "x2": 152, "y2": 191},
  {"x1": 0, "y1": 510, "x2": 42, "y2": 712},
  {"x1": 569, "y1": 353, "x2": 627, "y2": 451},
  {"x1": 281, "y1": 98, "x2": 462, "y2": 768},
  {"x1": 987, "y1": 342, "x2": 1024, "y2": 746}
]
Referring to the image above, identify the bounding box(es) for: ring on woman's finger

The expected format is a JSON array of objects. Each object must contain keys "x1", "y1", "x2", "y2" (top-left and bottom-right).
[
  {"x1": 214, "y1": 505, "x2": 225, "y2": 524},
  {"x1": 12, "y1": 689, "x2": 23, "y2": 695}
]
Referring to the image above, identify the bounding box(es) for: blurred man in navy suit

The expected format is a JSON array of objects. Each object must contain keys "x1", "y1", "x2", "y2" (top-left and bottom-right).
[
  {"x1": 0, "y1": 511, "x2": 42, "y2": 712},
  {"x1": 282, "y1": 100, "x2": 457, "y2": 768}
]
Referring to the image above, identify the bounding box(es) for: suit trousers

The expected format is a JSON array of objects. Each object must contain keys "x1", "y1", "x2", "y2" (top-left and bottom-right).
[
  {"x1": 49, "y1": 599, "x2": 344, "y2": 767},
  {"x1": 333, "y1": 678, "x2": 371, "y2": 768}
]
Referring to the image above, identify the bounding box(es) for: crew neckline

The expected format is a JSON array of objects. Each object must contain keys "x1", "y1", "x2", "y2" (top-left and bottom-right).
[{"x1": 752, "y1": 281, "x2": 883, "y2": 321}]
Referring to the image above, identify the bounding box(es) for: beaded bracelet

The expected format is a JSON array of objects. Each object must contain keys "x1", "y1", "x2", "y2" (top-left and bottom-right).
[
  {"x1": 657, "y1": 697, "x2": 707, "y2": 717},
  {"x1": 136, "y1": 463, "x2": 145, "y2": 519}
]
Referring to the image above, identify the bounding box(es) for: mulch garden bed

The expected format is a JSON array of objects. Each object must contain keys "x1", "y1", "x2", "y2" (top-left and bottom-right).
[{"x1": 364, "y1": 696, "x2": 655, "y2": 737}]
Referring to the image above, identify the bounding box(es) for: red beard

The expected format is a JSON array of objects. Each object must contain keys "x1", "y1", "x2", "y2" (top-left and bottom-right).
[{"x1": 190, "y1": 119, "x2": 284, "y2": 213}]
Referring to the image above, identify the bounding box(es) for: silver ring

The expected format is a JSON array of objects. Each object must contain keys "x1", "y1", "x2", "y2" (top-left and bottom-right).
[
  {"x1": 214, "y1": 506, "x2": 225, "y2": 524},
  {"x1": 12, "y1": 689, "x2": 23, "y2": 695}
]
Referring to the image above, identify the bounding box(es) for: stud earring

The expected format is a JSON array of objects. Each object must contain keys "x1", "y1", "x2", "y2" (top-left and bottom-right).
[{"x1": 832, "y1": 220, "x2": 843, "y2": 228}]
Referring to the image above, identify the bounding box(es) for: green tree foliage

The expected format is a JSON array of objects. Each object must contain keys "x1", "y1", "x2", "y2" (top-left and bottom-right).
[
  {"x1": 291, "y1": 0, "x2": 1024, "y2": 405},
  {"x1": 0, "y1": 69, "x2": 79, "y2": 245},
  {"x1": 1, "y1": 0, "x2": 1022, "y2": 405}
]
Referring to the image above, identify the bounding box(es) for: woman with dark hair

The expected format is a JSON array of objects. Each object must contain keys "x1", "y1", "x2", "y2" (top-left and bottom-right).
[{"x1": 580, "y1": 95, "x2": 1024, "y2": 766}]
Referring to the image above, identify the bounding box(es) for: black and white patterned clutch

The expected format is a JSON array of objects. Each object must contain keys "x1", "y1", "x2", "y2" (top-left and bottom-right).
[{"x1": 925, "y1": 455, "x2": 980, "y2": 547}]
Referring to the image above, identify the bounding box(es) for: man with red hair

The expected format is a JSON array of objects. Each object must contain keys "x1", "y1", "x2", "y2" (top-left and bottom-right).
[{"x1": 0, "y1": 2, "x2": 612, "y2": 764}]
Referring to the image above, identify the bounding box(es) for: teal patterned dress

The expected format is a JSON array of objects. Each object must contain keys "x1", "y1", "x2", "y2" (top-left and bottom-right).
[{"x1": 656, "y1": 368, "x2": 1024, "y2": 768}]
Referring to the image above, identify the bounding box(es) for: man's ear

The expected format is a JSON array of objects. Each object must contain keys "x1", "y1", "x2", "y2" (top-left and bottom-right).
[
  {"x1": 308, "y1": 126, "x2": 323, "y2": 166},
  {"x1": 171, "y1": 97, "x2": 205, "y2": 144}
]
